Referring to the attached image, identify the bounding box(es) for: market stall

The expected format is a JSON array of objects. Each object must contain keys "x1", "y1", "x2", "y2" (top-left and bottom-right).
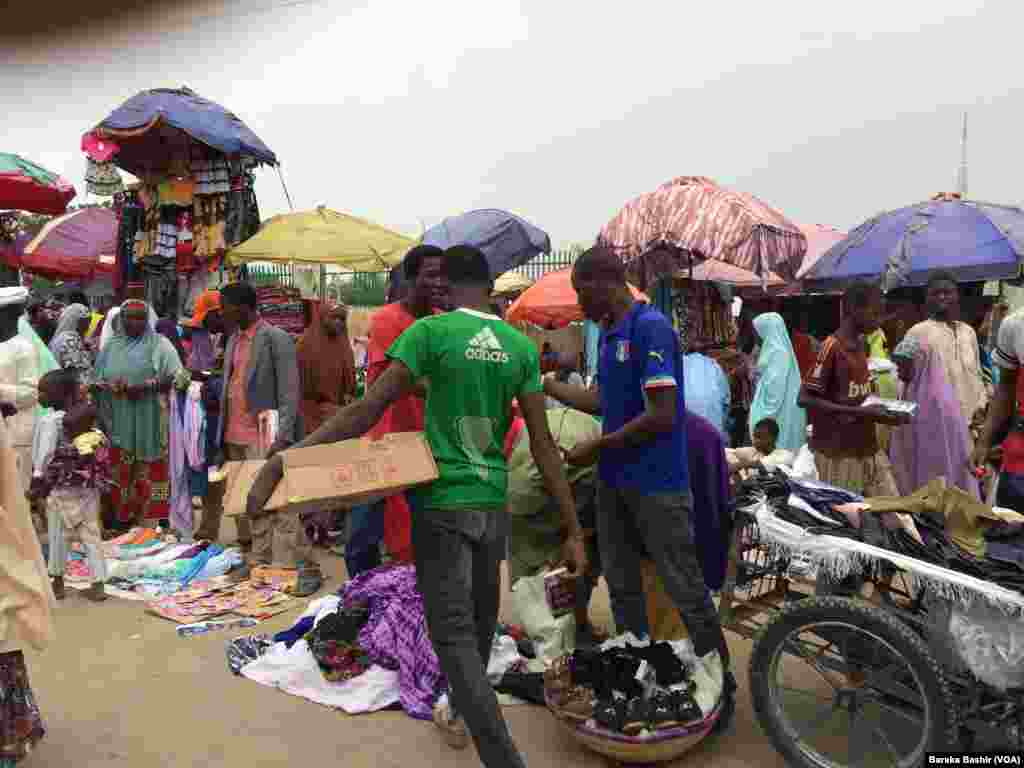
[
  {"x1": 84, "y1": 86, "x2": 277, "y2": 315},
  {"x1": 597, "y1": 176, "x2": 807, "y2": 354}
]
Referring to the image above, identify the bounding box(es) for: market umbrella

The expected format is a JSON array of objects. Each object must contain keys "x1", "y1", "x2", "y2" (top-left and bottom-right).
[
  {"x1": 682, "y1": 223, "x2": 847, "y2": 288},
  {"x1": 89, "y1": 86, "x2": 277, "y2": 177},
  {"x1": 0, "y1": 153, "x2": 76, "y2": 215},
  {"x1": 226, "y1": 206, "x2": 416, "y2": 270},
  {"x1": 389, "y1": 209, "x2": 551, "y2": 297},
  {"x1": 598, "y1": 176, "x2": 807, "y2": 284},
  {"x1": 803, "y1": 194, "x2": 1024, "y2": 292},
  {"x1": 20, "y1": 207, "x2": 118, "y2": 281},
  {"x1": 492, "y1": 271, "x2": 534, "y2": 296},
  {"x1": 506, "y1": 267, "x2": 648, "y2": 329}
]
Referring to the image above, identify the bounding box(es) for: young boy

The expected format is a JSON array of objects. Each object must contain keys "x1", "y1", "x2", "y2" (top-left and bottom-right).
[
  {"x1": 726, "y1": 417, "x2": 795, "y2": 479},
  {"x1": 29, "y1": 370, "x2": 111, "y2": 602}
]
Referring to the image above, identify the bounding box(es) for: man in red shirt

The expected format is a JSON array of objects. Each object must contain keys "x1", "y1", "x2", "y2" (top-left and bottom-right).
[{"x1": 345, "y1": 245, "x2": 448, "y2": 575}]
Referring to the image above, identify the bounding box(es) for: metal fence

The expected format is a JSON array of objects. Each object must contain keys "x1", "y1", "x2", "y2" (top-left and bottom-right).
[
  {"x1": 238, "y1": 246, "x2": 582, "y2": 306},
  {"x1": 509, "y1": 247, "x2": 581, "y2": 282}
]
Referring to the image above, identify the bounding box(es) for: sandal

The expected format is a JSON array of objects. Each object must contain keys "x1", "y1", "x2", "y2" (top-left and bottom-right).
[
  {"x1": 554, "y1": 685, "x2": 593, "y2": 721},
  {"x1": 641, "y1": 642, "x2": 689, "y2": 686},
  {"x1": 647, "y1": 690, "x2": 681, "y2": 729},
  {"x1": 593, "y1": 698, "x2": 627, "y2": 732},
  {"x1": 622, "y1": 696, "x2": 649, "y2": 735},
  {"x1": 668, "y1": 688, "x2": 704, "y2": 724}
]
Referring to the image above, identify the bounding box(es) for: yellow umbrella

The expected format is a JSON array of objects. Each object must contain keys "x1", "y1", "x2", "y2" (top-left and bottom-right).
[
  {"x1": 492, "y1": 271, "x2": 534, "y2": 296},
  {"x1": 227, "y1": 206, "x2": 416, "y2": 270}
]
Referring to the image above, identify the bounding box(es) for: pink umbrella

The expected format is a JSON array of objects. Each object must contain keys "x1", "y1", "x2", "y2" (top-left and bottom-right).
[
  {"x1": 683, "y1": 223, "x2": 847, "y2": 287},
  {"x1": 598, "y1": 176, "x2": 807, "y2": 283},
  {"x1": 20, "y1": 207, "x2": 117, "y2": 280}
]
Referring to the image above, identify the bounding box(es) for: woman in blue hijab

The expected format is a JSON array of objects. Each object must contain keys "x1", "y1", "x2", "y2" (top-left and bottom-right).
[{"x1": 749, "y1": 312, "x2": 807, "y2": 452}]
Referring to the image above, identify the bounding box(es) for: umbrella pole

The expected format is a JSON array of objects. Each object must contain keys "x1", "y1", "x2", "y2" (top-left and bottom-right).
[{"x1": 276, "y1": 165, "x2": 295, "y2": 212}]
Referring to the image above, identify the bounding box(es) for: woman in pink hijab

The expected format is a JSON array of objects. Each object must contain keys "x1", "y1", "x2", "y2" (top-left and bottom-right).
[{"x1": 889, "y1": 337, "x2": 980, "y2": 499}]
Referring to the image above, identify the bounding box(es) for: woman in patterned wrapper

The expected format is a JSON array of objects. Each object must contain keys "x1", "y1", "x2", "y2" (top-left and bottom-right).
[{"x1": 91, "y1": 293, "x2": 183, "y2": 528}]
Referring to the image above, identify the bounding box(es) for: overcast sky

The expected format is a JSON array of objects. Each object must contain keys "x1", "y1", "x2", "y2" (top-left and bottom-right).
[{"x1": 3, "y1": 0, "x2": 1021, "y2": 245}]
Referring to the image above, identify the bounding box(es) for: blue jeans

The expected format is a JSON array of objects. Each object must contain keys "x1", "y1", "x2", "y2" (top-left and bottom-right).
[{"x1": 345, "y1": 500, "x2": 385, "y2": 578}]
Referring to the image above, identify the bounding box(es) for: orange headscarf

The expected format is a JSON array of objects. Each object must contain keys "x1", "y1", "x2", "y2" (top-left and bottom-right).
[{"x1": 296, "y1": 301, "x2": 358, "y2": 433}]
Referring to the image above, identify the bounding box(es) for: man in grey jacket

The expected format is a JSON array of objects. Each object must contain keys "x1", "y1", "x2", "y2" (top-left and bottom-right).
[{"x1": 202, "y1": 283, "x2": 318, "y2": 593}]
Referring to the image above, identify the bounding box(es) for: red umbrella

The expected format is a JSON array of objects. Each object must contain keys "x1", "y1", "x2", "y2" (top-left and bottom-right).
[
  {"x1": 598, "y1": 176, "x2": 807, "y2": 283},
  {"x1": 506, "y1": 267, "x2": 648, "y2": 329},
  {"x1": 20, "y1": 207, "x2": 117, "y2": 280},
  {"x1": 0, "y1": 153, "x2": 76, "y2": 215}
]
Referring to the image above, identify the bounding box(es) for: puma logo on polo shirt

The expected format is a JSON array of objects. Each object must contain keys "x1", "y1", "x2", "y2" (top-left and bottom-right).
[{"x1": 465, "y1": 327, "x2": 510, "y2": 363}]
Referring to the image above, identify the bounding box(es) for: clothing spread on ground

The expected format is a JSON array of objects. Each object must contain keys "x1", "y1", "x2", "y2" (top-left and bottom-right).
[
  {"x1": 234, "y1": 565, "x2": 537, "y2": 718},
  {"x1": 387, "y1": 308, "x2": 542, "y2": 511}
]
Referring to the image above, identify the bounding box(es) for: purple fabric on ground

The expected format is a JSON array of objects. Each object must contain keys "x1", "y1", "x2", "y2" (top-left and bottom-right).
[{"x1": 341, "y1": 564, "x2": 443, "y2": 720}]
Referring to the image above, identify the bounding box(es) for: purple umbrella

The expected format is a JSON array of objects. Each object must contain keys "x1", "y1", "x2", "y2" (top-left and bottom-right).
[
  {"x1": 89, "y1": 86, "x2": 277, "y2": 177},
  {"x1": 804, "y1": 194, "x2": 1024, "y2": 291}
]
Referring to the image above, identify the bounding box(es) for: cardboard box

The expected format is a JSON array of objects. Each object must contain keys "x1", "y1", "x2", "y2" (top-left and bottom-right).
[
  {"x1": 222, "y1": 460, "x2": 289, "y2": 518},
  {"x1": 222, "y1": 432, "x2": 438, "y2": 517}
]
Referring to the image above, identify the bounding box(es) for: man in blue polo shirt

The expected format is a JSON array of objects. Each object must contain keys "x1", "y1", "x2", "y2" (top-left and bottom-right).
[{"x1": 544, "y1": 245, "x2": 735, "y2": 729}]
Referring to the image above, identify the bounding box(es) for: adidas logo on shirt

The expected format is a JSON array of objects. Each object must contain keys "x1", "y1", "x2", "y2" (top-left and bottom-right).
[{"x1": 465, "y1": 327, "x2": 510, "y2": 363}]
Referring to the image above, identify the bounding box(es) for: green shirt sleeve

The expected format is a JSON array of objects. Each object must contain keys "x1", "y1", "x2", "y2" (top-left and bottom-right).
[
  {"x1": 519, "y1": 340, "x2": 543, "y2": 397},
  {"x1": 386, "y1": 317, "x2": 432, "y2": 380}
]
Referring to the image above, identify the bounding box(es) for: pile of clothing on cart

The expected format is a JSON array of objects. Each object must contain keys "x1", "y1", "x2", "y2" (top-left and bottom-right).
[
  {"x1": 545, "y1": 634, "x2": 721, "y2": 736},
  {"x1": 736, "y1": 469, "x2": 1024, "y2": 596}
]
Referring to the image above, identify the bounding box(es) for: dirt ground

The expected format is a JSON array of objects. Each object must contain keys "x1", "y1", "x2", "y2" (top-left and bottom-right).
[{"x1": 22, "y1": 547, "x2": 793, "y2": 768}]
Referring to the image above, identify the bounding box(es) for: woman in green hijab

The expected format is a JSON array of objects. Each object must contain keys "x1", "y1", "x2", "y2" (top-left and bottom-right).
[{"x1": 93, "y1": 298, "x2": 182, "y2": 527}]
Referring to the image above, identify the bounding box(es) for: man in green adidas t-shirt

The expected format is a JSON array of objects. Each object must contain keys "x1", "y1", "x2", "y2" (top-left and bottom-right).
[{"x1": 248, "y1": 245, "x2": 582, "y2": 768}]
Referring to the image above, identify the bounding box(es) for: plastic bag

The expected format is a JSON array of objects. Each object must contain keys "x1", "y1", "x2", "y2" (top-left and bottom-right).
[
  {"x1": 508, "y1": 572, "x2": 575, "y2": 663},
  {"x1": 948, "y1": 599, "x2": 1024, "y2": 690}
]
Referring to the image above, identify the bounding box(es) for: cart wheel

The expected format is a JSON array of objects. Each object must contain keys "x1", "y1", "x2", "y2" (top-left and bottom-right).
[{"x1": 750, "y1": 596, "x2": 958, "y2": 768}]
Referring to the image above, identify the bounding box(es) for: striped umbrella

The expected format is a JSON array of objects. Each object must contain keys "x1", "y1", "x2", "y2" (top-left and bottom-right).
[
  {"x1": 0, "y1": 153, "x2": 76, "y2": 215},
  {"x1": 598, "y1": 176, "x2": 807, "y2": 283}
]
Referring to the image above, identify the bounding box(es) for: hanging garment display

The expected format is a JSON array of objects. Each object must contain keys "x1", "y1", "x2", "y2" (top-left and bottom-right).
[
  {"x1": 85, "y1": 158, "x2": 123, "y2": 197},
  {"x1": 193, "y1": 194, "x2": 227, "y2": 260},
  {"x1": 225, "y1": 181, "x2": 260, "y2": 246}
]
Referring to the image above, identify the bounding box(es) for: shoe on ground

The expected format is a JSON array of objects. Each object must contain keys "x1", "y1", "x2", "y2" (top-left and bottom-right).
[
  {"x1": 432, "y1": 696, "x2": 470, "y2": 750},
  {"x1": 52, "y1": 575, "x2": 65, "y2": 601}
]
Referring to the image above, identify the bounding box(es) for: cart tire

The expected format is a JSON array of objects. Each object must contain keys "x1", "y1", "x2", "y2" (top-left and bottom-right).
[{"x1": 750, "y1": 596, "x2": 958, "y2": 768}]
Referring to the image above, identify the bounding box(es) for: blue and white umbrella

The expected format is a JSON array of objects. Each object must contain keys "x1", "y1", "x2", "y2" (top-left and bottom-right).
[{"x1": 803, "y1": 195, "x2": 1024, "y2": 292}]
